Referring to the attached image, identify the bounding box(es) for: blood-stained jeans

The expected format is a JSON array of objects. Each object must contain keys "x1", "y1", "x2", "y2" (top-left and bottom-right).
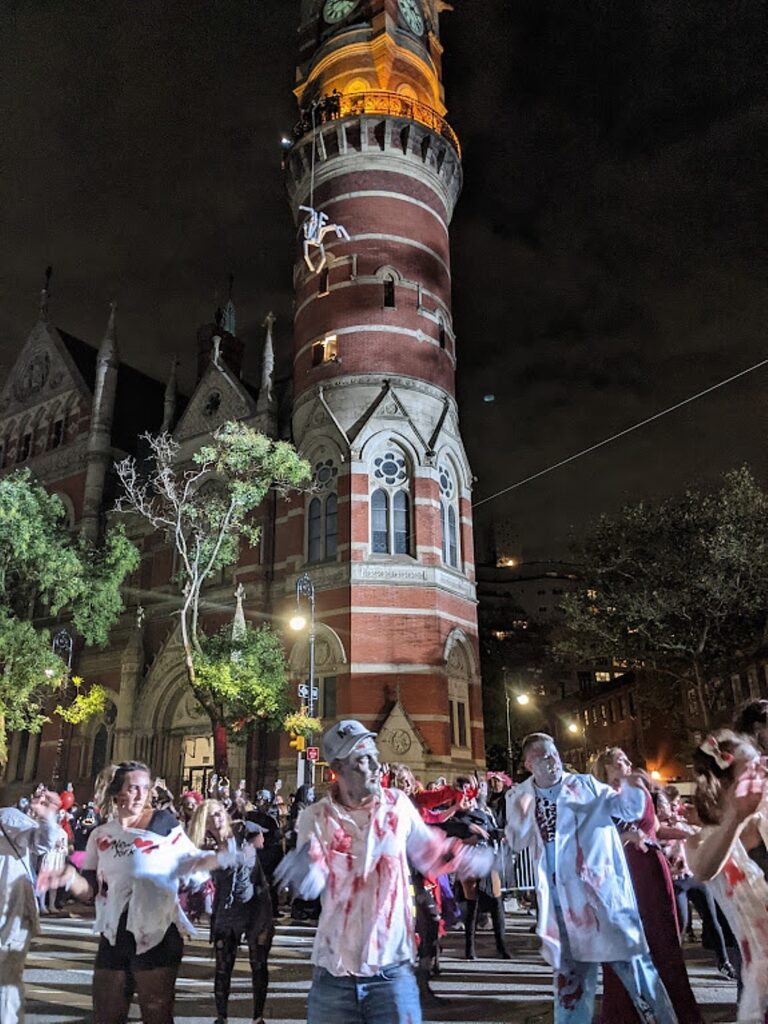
[
  {"x1": 307, "y1": 961, "x2": 421, "y2": 1024},
  {"x1": 553, "y1": 906, "x2": 678, "y2": 1024}
]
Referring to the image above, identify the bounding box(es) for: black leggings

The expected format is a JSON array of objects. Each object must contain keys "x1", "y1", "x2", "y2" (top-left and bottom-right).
[{"x1": 214, "y1": 929, "x2": 272, "y2": 1020}]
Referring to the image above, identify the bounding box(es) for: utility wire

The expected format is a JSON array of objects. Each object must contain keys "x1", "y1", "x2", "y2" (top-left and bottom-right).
[{"x1": 473, "y1": 356, "x2": 768, "y2": 510}]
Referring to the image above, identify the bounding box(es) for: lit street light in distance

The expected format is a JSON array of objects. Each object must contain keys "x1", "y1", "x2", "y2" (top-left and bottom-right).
[
  {"x1": 516, "y1": 693, "x2": 530, "y2": 706},
  {"x1": 289, "y1": 613, "x2": 307, "y2": 632},
  {"x1": 650, "y1": 769, "x2": 662, "y2": 782},
  {"x1": 567, "y1": 721, "x2": 579, "y2": 735}
]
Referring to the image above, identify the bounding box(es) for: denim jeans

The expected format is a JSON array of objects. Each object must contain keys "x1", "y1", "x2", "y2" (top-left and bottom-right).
[
  {"x1": 553, "y1": 906, "x2": 677, "y2": 1024},
  {"x1": 307, "y1": 961, "x2": 421, "y2": 1024}
]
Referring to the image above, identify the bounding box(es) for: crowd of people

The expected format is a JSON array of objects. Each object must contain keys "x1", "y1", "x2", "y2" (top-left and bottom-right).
[{"x1": 2, "y1": 700, "x2": 768, "y2": 1023}]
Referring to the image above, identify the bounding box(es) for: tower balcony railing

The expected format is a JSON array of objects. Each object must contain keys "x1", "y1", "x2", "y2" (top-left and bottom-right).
[{"x1": 294, "y1": 90, "x2": 461, "y2": 156}]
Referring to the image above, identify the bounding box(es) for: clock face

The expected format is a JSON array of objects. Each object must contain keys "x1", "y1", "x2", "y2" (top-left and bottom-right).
[
  {"x1": 398, "y1": 0, "x2": 424, "y2": 35},
  {"x1": 323, "y1": 0, "x2": 359, "y2": 23}
]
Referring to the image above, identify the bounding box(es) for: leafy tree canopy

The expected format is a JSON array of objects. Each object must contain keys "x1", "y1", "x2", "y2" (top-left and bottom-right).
[
  {"x1": 193, "y1": 623, "x2": 291, "y2": 731},
  {"x1": 0, "y1": 470, "x2": 139, "y2": 762},
  {"x1": 554, "y1": 467, "x2": 768, "y2": 726}
]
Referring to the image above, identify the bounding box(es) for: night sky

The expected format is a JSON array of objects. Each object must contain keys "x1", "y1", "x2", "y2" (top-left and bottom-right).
[{"x1": 3, "y1": 1, "x2": 767, "y2": 558}]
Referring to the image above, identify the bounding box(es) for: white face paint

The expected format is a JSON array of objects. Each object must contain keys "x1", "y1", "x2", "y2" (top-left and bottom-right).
[
  {"x1": 525, "y1": 741, "x2": 563, "y2": 788},
  {"x1": 335, "y1": 738, "x2": 381, "y2": 806}
]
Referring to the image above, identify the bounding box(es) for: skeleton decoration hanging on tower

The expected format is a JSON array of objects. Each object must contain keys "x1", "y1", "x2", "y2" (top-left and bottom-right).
[{"x1": 300, "y1": 204, "x2": 350, "y2": 273}]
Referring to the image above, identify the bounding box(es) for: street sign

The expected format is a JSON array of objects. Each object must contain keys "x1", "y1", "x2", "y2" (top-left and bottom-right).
[
  {"x1": 297, "y1": 684, "x2": 319, "y2": 699},
  {"x1": 306, "y1": 746, "x2": 320, "y2": 762}
]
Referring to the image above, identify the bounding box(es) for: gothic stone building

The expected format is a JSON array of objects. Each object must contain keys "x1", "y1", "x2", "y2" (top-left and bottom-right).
[{"x1": 1, "y1": 0, "x2": 484, "y2": 800}]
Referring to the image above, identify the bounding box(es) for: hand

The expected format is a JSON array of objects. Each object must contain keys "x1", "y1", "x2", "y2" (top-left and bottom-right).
[
  {"x1": 730, "y1": 762, "x2": 766, "y2": 823},
  {"x1": 37, "y1": 864, "x2": 74, "y2": 894},
  {"x1": 623, "y1": 829, "x2": 649, "y2": 853},
  {"x1": 29, "y1": 789, "x2": 62, "y2": 821},
  {"x1": 275, "y1": 779, "x2": 283, "y2": 793},
  {"x1": 468, "y1": 823, "x2": 490, "y2": 841}
]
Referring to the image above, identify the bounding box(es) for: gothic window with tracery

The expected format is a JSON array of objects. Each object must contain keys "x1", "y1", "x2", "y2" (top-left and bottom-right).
[
  {"x1": 438, "y1": 462, "x2": 460, "y2": 568},
  {"x1": 370, "y1": 448, "x2": 412, "y2": 555},
  {"x1": 307, "y1": 457, "x2": 339, "y2": 563}
]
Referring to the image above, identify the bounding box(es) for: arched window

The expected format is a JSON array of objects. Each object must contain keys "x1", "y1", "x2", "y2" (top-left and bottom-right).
[
  {"x1": 369, "y1": 447, "x2": 412, "y2": 555},
  {"x1": 306, "y1": 457, "x2": 340, "y2": 563},
  {"x1": 371, "y1": 489, "x2": 389, "y2": 553},
  {"x1": 393, "y1": 490, "x2": 410, "y2": 554},
  {"x1": 91, "y1": 725, "x2": 109, "y2": 778},
  {"x1": 448, "y1": 506, "x2": 458, "y2": 567},
  {"x1": 318, "y1": 267, "x2": 329, "y2": 296},
  {"x1": 438, "y1": 321, "x2": 446, "y2": 349},
  {"x1": 325, "y1": 493, "x2": 337, "y2": 558},
  {"x1": 308, "y1": 497, "x2": 322, "y2": 563},
  {"x1": 438, "y1": 462, "x2": 461, "y2": 569},
  {"x1": 383, "y1": 275, "x2": 396, "y2": 308}
]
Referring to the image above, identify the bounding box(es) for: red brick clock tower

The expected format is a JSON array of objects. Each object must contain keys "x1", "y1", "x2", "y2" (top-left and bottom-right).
[{"x1": 278, "y1": 0, "x2": 483, "y2": 777}]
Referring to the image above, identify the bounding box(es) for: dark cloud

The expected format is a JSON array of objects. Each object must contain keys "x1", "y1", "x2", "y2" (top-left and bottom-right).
[{"x1": 2, "y1": 1, "x2": 767, "y2": 557}]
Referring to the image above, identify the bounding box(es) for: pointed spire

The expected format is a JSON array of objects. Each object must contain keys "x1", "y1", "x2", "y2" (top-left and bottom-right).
[
  {"x1": 222, "y1": 273, "x2": 236, "y2": 335},
  {"x1": 257, "y1": 311, "x2": 276, "y2": 414},
  {"x1": 39, "y1": 266, "x2": 52, "y2": 321},
  {"x1": 99, "y1": 299, "x2": 119, "y2": 363},
  {"x1": 232, "y1": 583, "x2": 247, "y2": 646},
  {"x1": 161, "y1": 356, "x2": 178, "y2": 433}
]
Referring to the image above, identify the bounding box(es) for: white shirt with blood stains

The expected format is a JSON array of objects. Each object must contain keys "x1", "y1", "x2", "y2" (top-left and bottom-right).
[
  {"x1": 704, "y1": 833, "x2": 768, "y2": 1023},
  {"x1": 297, "y1": 786, "x2": 474, "y2": 977},
  {"x1": 82, "y1": 819, "x2": 212, "y2": 955},
  {"x1": 505, "y1": 773, "x2": 648, "y2": 968}
]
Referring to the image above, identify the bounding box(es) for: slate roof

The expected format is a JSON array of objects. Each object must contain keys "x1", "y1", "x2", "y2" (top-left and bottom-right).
[{"x1": 57, "y1": 330, "x2": 188, "y2": 454}]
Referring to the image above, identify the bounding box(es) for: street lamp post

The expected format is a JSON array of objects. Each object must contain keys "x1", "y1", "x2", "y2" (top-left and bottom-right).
[
  {"x1": 290, "y1": 573, "x2": 316, "y2": 786},
  {"x1": 51, "y1": 628, "x2": 74, "y2": 790}
]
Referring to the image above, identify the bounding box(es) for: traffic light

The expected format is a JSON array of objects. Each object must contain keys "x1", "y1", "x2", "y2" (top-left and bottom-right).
[{"x1": 289, "y1": 732, "x2": 306, "y2": 752}]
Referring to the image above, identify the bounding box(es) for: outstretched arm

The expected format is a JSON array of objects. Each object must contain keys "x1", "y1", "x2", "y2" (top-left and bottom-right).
[{"x1": 687, "y1": 767, "x2": 765, "y2": 882}]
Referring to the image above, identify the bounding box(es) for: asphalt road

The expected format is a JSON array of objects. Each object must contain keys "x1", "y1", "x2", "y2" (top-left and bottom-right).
[{"x1": 24, "y1": 911, "x2": 739, "y2": 1023}]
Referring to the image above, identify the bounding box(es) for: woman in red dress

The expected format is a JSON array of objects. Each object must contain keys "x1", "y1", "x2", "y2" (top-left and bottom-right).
[{"x1": 593, "y1": 748, "x2": 703, "y2": 1024}]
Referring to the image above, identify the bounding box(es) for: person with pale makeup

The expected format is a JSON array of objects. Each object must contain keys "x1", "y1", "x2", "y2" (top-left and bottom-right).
[
  {"x1": 37, "y1": 760, "x2": 241, "y2": 1024},
  {"x1": 593, "y1": 748, "x2": 703, "y2": 1023},
  {"x1": 276, "y1": 719, "x2": 494, "y2": 1024},
  {"x1": 687, "y1": 730, "x2": 768, "y2": 1022},
  {"x1": 506, "y1": 732, "x2": 677, "y2": 1024},
  {"x1": 189, "y1": 801, "x2": 274, "y2": 1024}
]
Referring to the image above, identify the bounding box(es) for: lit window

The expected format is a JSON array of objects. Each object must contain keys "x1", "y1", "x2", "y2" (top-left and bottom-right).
[
  {"x1": 312, "y1": 334, "x2": 338, "y2": 366},
  {"x1": 595, "y1": 671, "x2": 611, "y2": 683},
  {"x1": 586, "y1": 588, "x2": 598, "y2": 599}
]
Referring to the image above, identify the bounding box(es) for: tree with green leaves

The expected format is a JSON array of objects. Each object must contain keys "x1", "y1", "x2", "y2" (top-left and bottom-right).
[
  {"x1": 0, "y1": 470, "x2": 139, "y2": 765},
  {"x1": 114, "y1": 422, "x2": 311, "y2": 772},
  {"x1": 554, "y1": 467, "x2": 768, "y2": 730}
]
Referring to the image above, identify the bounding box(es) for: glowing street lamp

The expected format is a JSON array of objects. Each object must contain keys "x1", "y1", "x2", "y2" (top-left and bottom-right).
[
  {"x1": 516, "y1": 693, "x2": 530, "y2": 706},
  {"x1": 567, "y1": 721, "x2": 579, "y2": 735},
  {"x1": 290, "y1": 574, "x2": 316, "y2": 785}
]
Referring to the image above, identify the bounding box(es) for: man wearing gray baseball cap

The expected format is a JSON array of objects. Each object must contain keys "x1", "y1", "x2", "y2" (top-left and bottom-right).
[{"x1": 276, "y1": 719, "x2": 494, "y2": 1024}]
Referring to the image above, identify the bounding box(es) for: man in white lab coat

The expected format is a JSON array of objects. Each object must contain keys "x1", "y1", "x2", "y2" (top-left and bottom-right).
[
  {"x1": 506, "y1": 733, "x2": 677, "y2": 1023},
  {"x1": 0, "y1": 789, "x2": 65, "y2": 1024}
]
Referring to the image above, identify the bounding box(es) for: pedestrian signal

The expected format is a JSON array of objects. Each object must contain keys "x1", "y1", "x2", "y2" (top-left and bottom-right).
[{"x1": 289, "y1": 733, "x2": 306, "y2": 752}]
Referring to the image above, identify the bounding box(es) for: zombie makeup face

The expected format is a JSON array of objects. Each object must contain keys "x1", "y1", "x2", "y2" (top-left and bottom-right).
[
  {"x1": 525, "y1": 741, "x2": 563, "y2": 789},
  {"x1": 334, "y1": 737, "x2": 381, "y2": 807}
]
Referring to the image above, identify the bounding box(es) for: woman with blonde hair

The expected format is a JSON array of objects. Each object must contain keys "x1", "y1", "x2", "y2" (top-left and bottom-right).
[
  {"x1": 37, "y1": 761, "x2": 240, "y2": 1024},
  {"x1": 592, "y1": 747, "x2": 702, "y2": 1024},
  {"x1": 189, "y1": 799, "x2": 274, "y2": 1024}
]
